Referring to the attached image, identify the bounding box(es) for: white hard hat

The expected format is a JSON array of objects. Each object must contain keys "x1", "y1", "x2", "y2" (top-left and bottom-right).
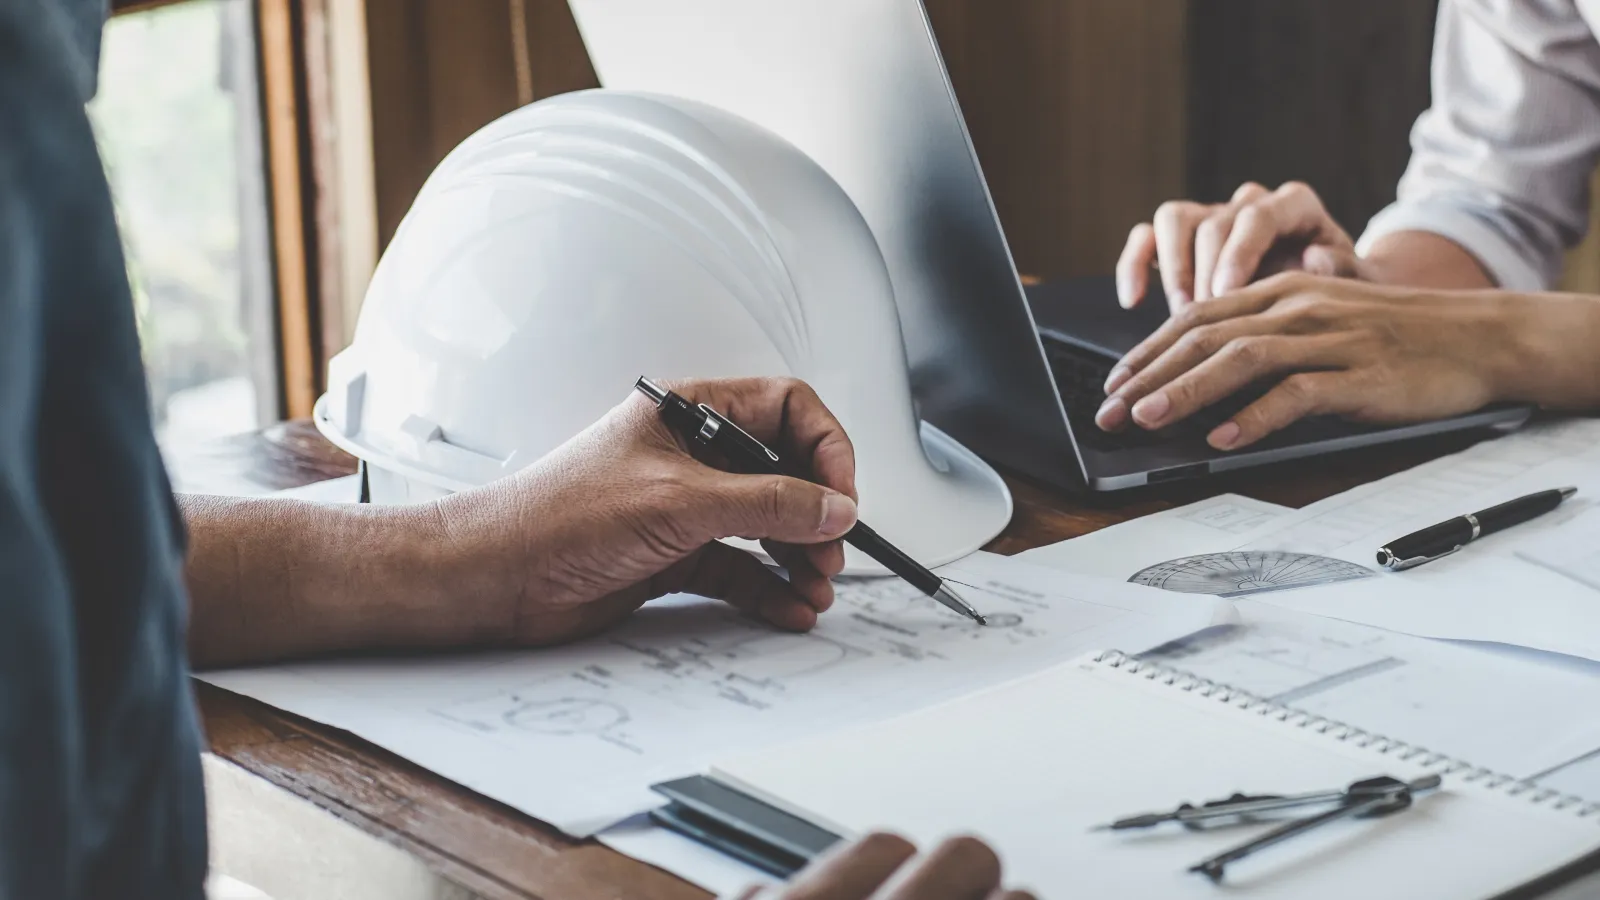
[{"x1": 315, "y1": 90, "x2": 1011, "y2": 574}]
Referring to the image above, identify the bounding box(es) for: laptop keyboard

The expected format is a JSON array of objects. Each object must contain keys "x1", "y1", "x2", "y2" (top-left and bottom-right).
[
  {"x1": 1042, "y1": 337, "x2": 1271, "y2": 450},
  {"x1": 1044, "y1": 339, "x2": 1117, "y2": 422},
  {"x1": 1043, "y1": 338, "x2": 1167, "y2": 449}
]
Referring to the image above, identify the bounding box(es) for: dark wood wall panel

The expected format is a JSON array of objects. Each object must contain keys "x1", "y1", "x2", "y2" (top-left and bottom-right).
[
  {"x1": 925, "y1": 0, "x2": 1187, "y2": 280},
  {"x1": 516, "y1": 0, "x2": 600, "y2": 101},
  {"x1": 1186, "y1": 1, "x2": 1438, "y2": 238},
  {"x1": 362, "y1": 2, "x2": 1445, "y2": 284},
  {"x1": 364, "y1": 0, "x2": 594, "y2": 248}
]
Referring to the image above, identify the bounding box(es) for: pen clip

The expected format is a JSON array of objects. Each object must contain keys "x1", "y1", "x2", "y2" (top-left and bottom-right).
[
  {"x1": 1378, "y1": 544, "x2": 1463, "y2": 572},
  {"x1": 696, "y1": 404, "x2": 780, "y2": 463}
]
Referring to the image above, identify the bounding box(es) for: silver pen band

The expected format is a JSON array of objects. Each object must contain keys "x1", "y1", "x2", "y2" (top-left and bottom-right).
[{"x1": 932, "y1": 584, "x2": 985, "y2": 624}]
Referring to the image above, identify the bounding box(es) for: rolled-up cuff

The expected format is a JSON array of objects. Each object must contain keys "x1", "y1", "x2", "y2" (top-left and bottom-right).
[{"x1": 1357, "y1": 201, "x2": 1550, "y2": 292}]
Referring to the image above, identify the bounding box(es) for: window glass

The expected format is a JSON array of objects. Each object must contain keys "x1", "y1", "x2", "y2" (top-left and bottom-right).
[{"x1": 89, "y1": 0, "x2": 277, "y2": 447}]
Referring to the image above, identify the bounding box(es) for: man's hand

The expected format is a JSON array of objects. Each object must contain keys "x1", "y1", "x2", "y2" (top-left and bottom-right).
[
  {"x1": 1117, "y1": 181, "x2": 1367, "y2": 311},
  {"x1": 732, "y1": 833, "x2": 1035, "y2": 900},
  {"x1": 1094, "y1": 274, "x2": 1520, "y2": 450},
  {"x1": 435, "y1": 377, "x2": 860, "y2": 646}
]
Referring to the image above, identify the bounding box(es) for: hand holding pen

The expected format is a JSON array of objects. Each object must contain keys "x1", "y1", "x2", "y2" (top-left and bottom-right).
[{"x1": 637, "y1": 377, "x2": 987, "y2": 624}]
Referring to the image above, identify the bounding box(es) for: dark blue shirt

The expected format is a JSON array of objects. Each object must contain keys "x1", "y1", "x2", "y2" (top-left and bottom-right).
[{"x1": 0, "y1": 0, "x2": 208, "y2": 896}]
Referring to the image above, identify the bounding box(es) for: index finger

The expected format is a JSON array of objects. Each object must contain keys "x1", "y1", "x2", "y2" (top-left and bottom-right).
[
  {"x1": 1212, "y1": 182, "x2": 1339, "y2": 296},
  {"x1": 664, "y1": 377, "x2": 858, "y2": 501},
  {"x1": 1114, "y1": 274, "x2": 1304, "y2": 376}
]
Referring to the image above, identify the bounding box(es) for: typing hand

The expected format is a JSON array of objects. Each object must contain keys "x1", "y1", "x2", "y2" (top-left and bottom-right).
[
  {"x1": 732, "y1": 833, "x2": 1036, "y2": 900},
  {"x1": 433, "y1": 377, "x2": 859, "y2": 646},
  {"x1": 1116, "y1": 181, "x2": 1368, "y2": 312},
  {"x1": 1095, "y1": 274, "x2": 1511, "y2": 450}
]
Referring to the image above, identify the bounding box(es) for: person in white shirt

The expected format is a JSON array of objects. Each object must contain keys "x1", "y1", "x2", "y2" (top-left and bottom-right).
[{"x1": 1098, "y1": 0, "x2": 1600, "y2": 451}]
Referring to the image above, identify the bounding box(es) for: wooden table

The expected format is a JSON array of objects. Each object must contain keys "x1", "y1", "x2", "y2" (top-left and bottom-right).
[{"x1": 182, "y1": 420, "x2": 1585, "y2": 900}]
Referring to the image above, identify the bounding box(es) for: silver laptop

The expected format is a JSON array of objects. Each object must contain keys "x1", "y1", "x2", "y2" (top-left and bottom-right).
[{"x1": 569, "y1": 0, "x2": 1529, "y2": 491}]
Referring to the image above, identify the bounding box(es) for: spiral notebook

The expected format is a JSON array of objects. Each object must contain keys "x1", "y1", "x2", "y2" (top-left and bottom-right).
[{"x1": 705, "y1": 651, "x2": 1600, "y2": 899}]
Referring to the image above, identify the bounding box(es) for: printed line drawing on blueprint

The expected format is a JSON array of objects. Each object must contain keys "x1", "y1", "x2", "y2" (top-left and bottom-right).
[
  {"x1": 198, "y1": 554, "x2": 1229, "y2": 834},
  {"x1": 429, "y1": 577, "x2": 1088, "y2": 758}
]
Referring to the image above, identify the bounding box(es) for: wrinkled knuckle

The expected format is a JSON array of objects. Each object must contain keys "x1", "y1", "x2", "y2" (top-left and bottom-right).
[
  {"x1": 1195, "y1": 216, "x2": 1228, "y2": 244},
  {"x1": 1165, "y1": 379, "x2": 1198, "y2": 408},
  {"x1": 782, "y1": 376, "x2": 816, "y2": 399},
  {"x1": 1183, "y1": 325, "x2": 1223, "y2": 357},
  {"x1": 1154, "y1": 200, "x2": 1195, "y2": 228},
  {"x1": 1223, "y1": 336, "x2": 1266, "y2": 368},
  {"x1": 1171, "y1": 302, "x2": 1205, "y2": 331},
  {"x1": 1278, "y1": 293, "x2": 1325, "y2": 319},
  {"x1": 1278, "y1": 180, "x2": 1313, "y2": 199},
  {"x1": 1236, "y1": 202, "x2": 1277, "y2": 235},
  {"x1": 1268, "y1": 270, "x2": 1313, "y2": 294},
  {"x1": 768, "y1": 478, "x2": 797, "y2": 525},
  {"x1": 1280, "y1": 373, "x2": 1322, "y2": 407},
  {"x1": 1235, "y1": 180, "x2": 1267, "y2": 198}
]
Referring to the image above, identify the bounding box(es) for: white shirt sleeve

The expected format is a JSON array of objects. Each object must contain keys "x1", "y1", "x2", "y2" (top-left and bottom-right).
[{"x1": 1357, "y1": 0, "x2": 1600, "y2": 290}]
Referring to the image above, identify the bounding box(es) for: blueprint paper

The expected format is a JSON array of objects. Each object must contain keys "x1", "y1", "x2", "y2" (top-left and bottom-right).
[
  {"x1": 199, "y1": 552, "x2": 1226, "y2": 836},
  {"x1": 1142, "y1": 602, "x2": 1600, "y2": 779},
  {"x1": 1015, "y1": 493, "x2": 1290, "y2": 579},
  {"x1": 1231, "y1": 418, "x2": 1600, "y2": 659},
  {"x1": 1020, "y1": 419, "x2": 1600, "y2": 659},
  {"x1": 596, "y1": 600, "x2": 1600, "y2": 893}
]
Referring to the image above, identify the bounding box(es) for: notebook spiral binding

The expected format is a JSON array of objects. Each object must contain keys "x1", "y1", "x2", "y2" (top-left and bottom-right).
[{"x1": 1092, "y1": 650, "x2": 1600, "y2": 823}]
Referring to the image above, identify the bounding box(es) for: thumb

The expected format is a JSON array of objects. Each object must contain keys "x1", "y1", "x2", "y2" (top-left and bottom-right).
[{"x1": 705, "y1": 473, "x2": 859, "y2": 545}]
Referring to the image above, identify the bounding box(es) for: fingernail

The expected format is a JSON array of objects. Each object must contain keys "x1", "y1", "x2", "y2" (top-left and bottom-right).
[
  {"x1": 1132, "y1": 392, "x2": 1171, "y2": 428},
  {"x1": 1209, "y1": 421, "x2": 1242, "y2": 450},
  {"x1": 1104, "y1": 365, "x2": 1132, "y2": 394},
  {"x1": 1095, "y1": 396, "x2": 1128, "y2": 430},
  {"x1": 1116, "y1": 274, "x2": 1133, "y2": 308},
  {"x1": 820, "y1": 492, "x2": 858, "y2": 536}
]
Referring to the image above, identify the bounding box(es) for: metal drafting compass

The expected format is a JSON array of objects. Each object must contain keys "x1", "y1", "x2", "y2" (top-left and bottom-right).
[{"x1": 1096, "y1": 774, "x2": 1443, "y2": 882}]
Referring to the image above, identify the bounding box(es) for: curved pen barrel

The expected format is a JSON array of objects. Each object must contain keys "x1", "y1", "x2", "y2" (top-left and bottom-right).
[{"x1": 1378, "y1": 488, "x2": 1577, "y2": 571}]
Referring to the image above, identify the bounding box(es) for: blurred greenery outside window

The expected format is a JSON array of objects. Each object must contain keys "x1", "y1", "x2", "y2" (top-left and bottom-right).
[{"x1": 89, "y1": 0, "x2": 279, "y2": 447}]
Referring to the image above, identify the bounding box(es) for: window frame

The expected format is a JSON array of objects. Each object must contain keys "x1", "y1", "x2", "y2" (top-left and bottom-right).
[{"x1": 109, "y1": 0, "x2": 366, "y2": 421}]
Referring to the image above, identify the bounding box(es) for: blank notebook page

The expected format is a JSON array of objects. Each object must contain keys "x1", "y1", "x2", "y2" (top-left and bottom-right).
[{"x1": 712, "y1": 655, "x2": 1600, "y2": 899}]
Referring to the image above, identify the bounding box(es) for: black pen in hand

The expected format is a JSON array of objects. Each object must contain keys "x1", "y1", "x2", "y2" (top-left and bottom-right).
[
  {"x1": 635, "y1": 377, "x2": 986, "y2": 625},
  {"x1": 1377, "y1": 487, "x2": 1579, "y2": 571}
]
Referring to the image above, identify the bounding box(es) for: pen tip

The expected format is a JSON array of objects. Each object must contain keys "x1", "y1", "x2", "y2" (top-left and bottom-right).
[
  {"x1": 976, "y1": 614, "x2": 988, "y2": 626},
  {"x1": 1561, "y1": 486, "x2": 1579, "y2": 499}
]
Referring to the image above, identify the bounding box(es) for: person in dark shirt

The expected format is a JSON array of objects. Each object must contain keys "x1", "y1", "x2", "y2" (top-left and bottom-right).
[{"x1": 2, "y1": 2, "x2": 1035, "y2": 898}]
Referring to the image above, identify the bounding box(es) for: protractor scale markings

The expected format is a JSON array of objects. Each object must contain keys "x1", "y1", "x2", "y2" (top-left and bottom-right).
[{"x1": 1130, "y1": 551, "x2": 1373, "y2": 598}]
